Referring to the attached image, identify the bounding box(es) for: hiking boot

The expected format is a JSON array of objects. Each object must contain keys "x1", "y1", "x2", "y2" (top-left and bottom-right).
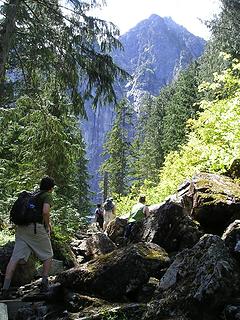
[
  {"x1": 39, "y1": 279, "x2": 49, "y2": 293},
  {"x1": 0, "y1": 289, "x2": 14, "y2": 300}
]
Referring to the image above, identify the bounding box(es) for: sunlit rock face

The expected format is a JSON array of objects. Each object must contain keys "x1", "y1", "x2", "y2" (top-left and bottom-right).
[
  {"x1": 178, "y1": 173, "x2": 240, "y2": 235},
  {"x1": 81, "y1": 15, "x2": 206, "y2": 202},
  {"x1": 143, "y1": 235, "x2": 240, "y2": 320}
]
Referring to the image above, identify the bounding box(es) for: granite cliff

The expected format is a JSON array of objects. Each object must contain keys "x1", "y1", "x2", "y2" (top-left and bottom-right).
[{"x1": 81, "y1": 14, "x2": 206, "y2": 203}]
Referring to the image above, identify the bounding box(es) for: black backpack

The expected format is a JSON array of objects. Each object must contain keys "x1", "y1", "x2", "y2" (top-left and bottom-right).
[{"x1": 10, "y1": 190, "x2": 44, "y2": 226}]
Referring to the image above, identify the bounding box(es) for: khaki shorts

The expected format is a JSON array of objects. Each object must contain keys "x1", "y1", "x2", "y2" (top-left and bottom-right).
[
  {"x1": 103, "y1": 210, "x2": 115, "y2": 230},
  {"x1": 11, "y1": 223, "x2": 53, "y2": 262}
]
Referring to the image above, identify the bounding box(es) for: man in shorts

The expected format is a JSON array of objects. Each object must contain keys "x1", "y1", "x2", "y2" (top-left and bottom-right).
[{"x1": 1, "y1": 176, "x2": 55, "y2": 298}]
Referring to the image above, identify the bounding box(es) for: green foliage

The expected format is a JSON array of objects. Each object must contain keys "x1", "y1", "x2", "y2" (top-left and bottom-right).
[
  {"x1": 100, "y1": 100, "x2": 133, "y2": 196},
  {"x1": 147, "y1": 56, "x2": 240, "y2": 204},
  {"x1": 118, "y1": 56, "x2": 240, "y2": 210},
  {"x1": 0, "y1": 0, "x2": 128, "y2": 110},
  {"x1": 0, "y1": 230, "x2": 14, "y2": 246},
  {"x1": 0, "y1": 76, "x2": 90, "y2": 232},
  {"x1": 198, "y1": 0, "x2": 240, "y2": 86},
  {"x1": 161, "y1": 62, "x2": 201, "y2": 154},
  {"x1": 129, "y1": 62, "x2": 200, "y2": 186},
  {"x1": 100, "y1": 308, "x2": 128, "y2": 320},
  {"x1": 129, "y1": 94, "x2": 165, "y2": 185},
  {"x1": 210, "y1": 0, "x2": 240, "y2": 58}
]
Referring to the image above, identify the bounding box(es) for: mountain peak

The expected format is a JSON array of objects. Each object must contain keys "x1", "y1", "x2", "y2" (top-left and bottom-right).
[{"x1": 117, "y1": 15, "x2": 206, "y2": 95}]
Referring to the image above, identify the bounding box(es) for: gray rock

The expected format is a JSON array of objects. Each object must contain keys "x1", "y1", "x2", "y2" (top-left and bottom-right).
[
  {"x1": 106, "y1": 217, "x2": 128, "y2": 246},
  {"x1": 57, "y1": 242, "x2": 170, "y2": 302},
  {"x1": 37, "y1": 259, "x2": 65, "y2": 277},
  {"x1": 0, "y1": 241, "x2": 37, "y2": 286},
  {"x1": 179, "y1": 172, "x2": 240, "y2": 235},
  {"x1": 143, "y1": 234, "x2": 240, "y2": 320},
  {"x1": 71, "y1": 233, "x2": 117, "y2": 262},
  {"x1": 0, "y1": 303, "x2": 8, "y2": 320},
  {"x1": 222, "y1": 220, "x2": 240, "y2": 261},
  {"x1": 142, "y1": 199, "x2": 202, "y2": 253}
]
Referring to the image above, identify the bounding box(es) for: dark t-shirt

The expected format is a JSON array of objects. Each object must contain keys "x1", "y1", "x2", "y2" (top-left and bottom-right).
[
  {"x1": 36, "y1": 191, "x2": 53, "y2": 223},
  {"x1": 39, "y1": 191, "x2": 53, "y2": 207}
]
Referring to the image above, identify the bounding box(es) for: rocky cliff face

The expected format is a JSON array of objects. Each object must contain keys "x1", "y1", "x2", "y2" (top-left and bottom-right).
[{"x1": 81, "y1": 15, "x2": 206, "y2": 203}]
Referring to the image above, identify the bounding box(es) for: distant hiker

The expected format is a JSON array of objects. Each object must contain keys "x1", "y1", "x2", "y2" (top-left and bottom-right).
[
  {"x1": 124, "y1": 194, "x2": 150, "y2": 240},
  {"x1": 103, "y1": 197, "x2": 116, "y2": 231},
  {"x1": 94, "y1": 203, "x2": 104, "y2": 230},
  {"x1": 0, "y1": 176, "x2": 55, "y2": 299}
]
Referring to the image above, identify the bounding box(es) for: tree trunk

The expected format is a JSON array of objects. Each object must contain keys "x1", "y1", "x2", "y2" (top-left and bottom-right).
[{"x1": 0, "y1": 0, "x2": 21, "y2": 97}]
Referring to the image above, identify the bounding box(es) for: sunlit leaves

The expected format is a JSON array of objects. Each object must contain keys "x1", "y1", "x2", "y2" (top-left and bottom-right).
[{"x1": 146, "y1": 58, "x2": 240, "y2": 204}]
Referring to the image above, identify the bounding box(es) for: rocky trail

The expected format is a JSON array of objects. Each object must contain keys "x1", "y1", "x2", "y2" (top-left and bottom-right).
[{"x1": 1, "y1": 173, "x2": 240, "y2": 320}]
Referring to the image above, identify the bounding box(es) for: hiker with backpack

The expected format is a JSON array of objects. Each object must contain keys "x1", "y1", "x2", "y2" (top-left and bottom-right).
[
  {"x1": 124, "y1": 194, "x2": 150, "y2": 241},
  {"x1": 94, "y1": 203, "x2": 104, "y2": 230},
  {"x1": 0, "y1": 176, "x2": 55, "y2": 299},
  {"x1": 103, "y1": 197, "x2": 116, "y2": 231}
]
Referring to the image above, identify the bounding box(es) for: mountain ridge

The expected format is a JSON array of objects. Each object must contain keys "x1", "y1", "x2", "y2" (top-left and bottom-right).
[{"x1": 82, "y1": 14, "x2": 206, "y2": 204}]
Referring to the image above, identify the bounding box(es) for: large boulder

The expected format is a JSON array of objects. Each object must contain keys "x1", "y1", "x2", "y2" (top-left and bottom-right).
[
  {"x1": 70, "y1": 232, "x2": 117, "y2": 262},
  {"x1": 222, "y1": 220, "x2": 240, "y2": 261},
  {"x1": 143, "y1": 234, "x2": 240, "y2": 320},
  {"x1": 226, "y1": 159, "x2": 240, "y2": 179},
  {"x1": 142, "y1": 199, "x2": 202, "y2": 253},
  {"x1": 51, "y1": 233, "x2": 78, "y2": 268},
  {"x1": 106, "y1": 217, "x2": 128, "y2": 246},
  {"x1": 179, "y1": 173, "x2": 240, "y2": 235},
  {"x1": 56, "y1": 242, "x2": 170, "y2": 302}
]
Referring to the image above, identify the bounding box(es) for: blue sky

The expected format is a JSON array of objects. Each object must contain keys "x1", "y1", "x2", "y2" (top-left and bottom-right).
[{"x1": 90, "y1": 0, "x2": 221, "y2": 39}]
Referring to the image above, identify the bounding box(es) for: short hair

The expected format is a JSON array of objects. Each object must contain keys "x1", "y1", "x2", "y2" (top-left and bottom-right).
[
  {"x1": 139, "y1": 195, "x2": 146, "y2": 203},
  {"x1": 40, "y1": 176, "x2": 55, "y2": 191},
  {"x1": 97, "y1": 204, "x2": 101, "y2": 208}
]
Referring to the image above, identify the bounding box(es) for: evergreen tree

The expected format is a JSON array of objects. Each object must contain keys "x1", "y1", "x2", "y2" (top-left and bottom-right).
[
  {"x1": 100, "y1": 100, "x2": 133, "y2": 196},
  {"x1": 198, "y1": 0, "x2": 240, "y2": 85},
  {"x1": 0, "y1": 76, "x2": 90, "y2": 232},
  {"x1": 0, "y1": 0, "x2": 127, "y2": 110},
  {"x1": 129, "y1": 93, "x2": 167, "y2": 184},
  {"x1": 130, "y1": 63, "x2": 200, "y2": 184},
  {"x1": 161, "y1": 62, "x2": 200, "y2": 155},
  {"x1": 210, "y1": 0, "x2": 240, "y2": 58}
]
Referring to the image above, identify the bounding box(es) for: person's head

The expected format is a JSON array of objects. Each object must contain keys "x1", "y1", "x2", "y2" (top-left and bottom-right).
[
  {"x1": 40, "y1": 176, "x2": 55, "y2": 191},
  {"x1": 97, "y1": 203, "x2": 101, "y2": 208},
  {"x1": 139, "y1": 194, "x2": 146, "y2": 204}
]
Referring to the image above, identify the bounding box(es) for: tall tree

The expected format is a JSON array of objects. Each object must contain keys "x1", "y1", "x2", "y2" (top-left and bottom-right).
[
  {"x1": 210, "y1": 0, "x2": 240, "y2": 58},
  {"x1": 129, "y1": 94, "x2": 166, "y2": 185},
  {"x1": 100, "y1": 100, "x2": 133, "y2": 196},
  {"x1": 161, "y1": 62, "x2": 200, "y2": 155},
  {"x1": 0, "y1": 75, "x2": 90, "y2": 229},
  {"x1": 198, "y1": 0, "x2": 240, "y2": 85},
  {"x1": 0, "y1": 0, "x2": 127, "y2": 110}
]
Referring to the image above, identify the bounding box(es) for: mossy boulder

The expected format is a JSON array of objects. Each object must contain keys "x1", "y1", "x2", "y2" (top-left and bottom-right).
[
  {"x1": 142, "y1": 200, "x2": 202, "y2": 254},
  {"x1": 143, "y1": 235, "x2": 240, "y2": 320},
  {"x1": 51, "y1": 232, "x2": 78, "y2": 268},
  {"x1": 179, "y1": 173, "x2": 240, "y2": 235},
  {"x1": 56, "y1": 242, "x2": 170, "y2": 302}
]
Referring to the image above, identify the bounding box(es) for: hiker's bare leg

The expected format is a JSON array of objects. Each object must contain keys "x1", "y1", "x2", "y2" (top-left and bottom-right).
[
  {"x1": 42, "y1": 258, "x2": 52, "y2": 277},
  {"x1": 3, "y1": 258, "x2": 19, "y2": 290},
  {"x1": 39, "y1": 258, "x2": 52, "y2": 291}
]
